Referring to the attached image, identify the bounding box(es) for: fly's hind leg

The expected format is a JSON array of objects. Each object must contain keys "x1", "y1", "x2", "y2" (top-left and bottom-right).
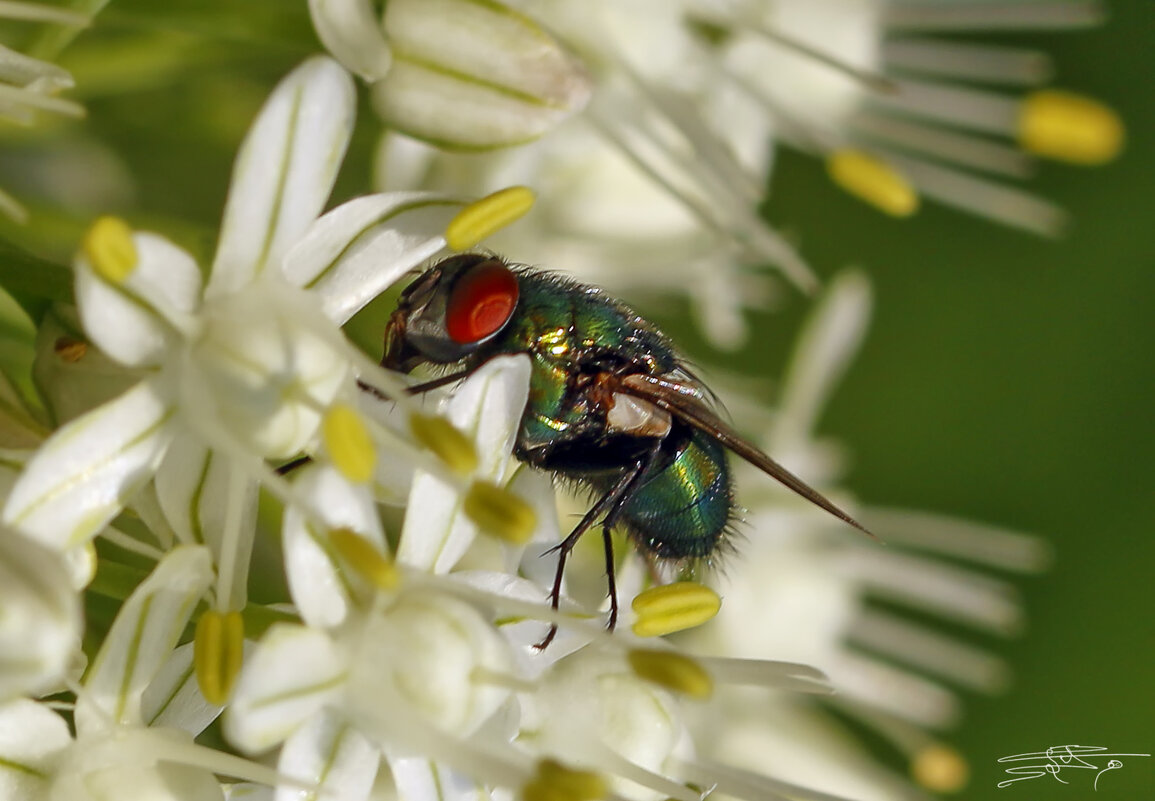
[{"x1": 535, "y1": 440, "x2": 661, "y2": 649}]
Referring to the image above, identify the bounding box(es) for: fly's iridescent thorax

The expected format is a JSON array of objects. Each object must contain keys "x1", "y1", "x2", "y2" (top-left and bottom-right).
[{"x1": 481, "y1": 270, "x2": 682, "y2": 460}]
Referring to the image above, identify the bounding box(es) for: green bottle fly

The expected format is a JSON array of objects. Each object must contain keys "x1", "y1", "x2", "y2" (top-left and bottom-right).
[{"x1": 382, "y1": 254, "x2": 869, "y2": 646}]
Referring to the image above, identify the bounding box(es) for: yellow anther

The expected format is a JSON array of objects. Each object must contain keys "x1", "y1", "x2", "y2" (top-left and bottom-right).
[
  {"x1": 464, "y1": 480, "x2": 536, "y2": 544},
  {"x1": 82, "y1": 216, "x2": 138, "y2": 284},
  {"x1": 322, "y1": 403, "x2": 376, "y2": 484},
  {"x1": 521, "y1": 758, "x2": 607, "y2": 801},
  {"x1": 1018, "y1": 90, "x2": 1124, "y2": 165},
  {"x1": 409, "y1": 412, "x2": 478, "y2": 474},
  {"x1": 631, "y1": 582, "x2": 721, "y2": 638},
  {"x1": 194, "y1": 609, "x2": 244, "y2": 705},
  {"x1": 826, "y1": 149, "x2": 919, "y2": 218},
  {"x1": 445, "y1": 186, "x2": 536, "y2": 251},
  {"x1": 627, "y1": 648, "x2": 714, "y2": 699},
  {"x1": 330, "y1": 527, "x2": 401, "y2": 591},
  {"x1": 911, "y1": 744, "x2": 969, "y2": 794}
]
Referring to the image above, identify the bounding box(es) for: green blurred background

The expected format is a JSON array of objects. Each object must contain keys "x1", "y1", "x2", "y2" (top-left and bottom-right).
[{"x1": 1, "y1": 0, "x2": 1151, "y2": 798}]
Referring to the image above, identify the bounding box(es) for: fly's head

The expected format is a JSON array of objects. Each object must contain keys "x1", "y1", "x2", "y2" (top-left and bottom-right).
[{"x1": 382, "y1": 254, "x2": 520, "y2": 373}]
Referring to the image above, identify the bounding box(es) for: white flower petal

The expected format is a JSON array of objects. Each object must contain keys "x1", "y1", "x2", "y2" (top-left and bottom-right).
[
  {"x1": 226, "y1": 624, "x2": 345, "y2": 754},
  {"x1": 223, "y1": 785, "x2": 273, "y2": 801},
  {"x1": 154, "y1": 434, "x2": 259, "y2": 609},
  {"x1": 388, "y1": 757, "x2": 484, "y2": 801},
  {"x1": 75, "y1": 545, "x2": 214, "y2": 732},
  {"x1": 275, "y1": 709, "x2": 379, "y2": 801},
  {"x1": 75, "y1": 233, "x2": 202, "y2": 368},
  {"x1": 283, "y1": 192, "x2": 459, "y2": 325},
  {"x1": 141, "y1": 642, "x2": 224, "y2": 737},
  {"x1": 770, "y1": 269, "x2": 872, "y2": 461},
  {"x1": 0, "y1": 531, "x2": 80, "y2": 701},
  {"x1": 453, "y1": 356, "x2": 530, "y2": 480},
  {"x1": 397, "y1": 355, "x2": 530, "y2": 573},
  {"x1": 349, "y1": 391, "x2": 417, "y2": 504},
  {"x1": 209, "y1": 57, "x2": 355, "y2": 296},
  {"x1": 309, "y1": 0, "x2": 392, "y2": 81},
  {"x1": 283, "y1": 463, "x2": 387, "y2": 629},
  {"x1": 0, "y1": 699, "x2": 71, "y2": 801},
  {"x1": 375, "y1": 0, "x2": 591, "y2": 148},
  {"x1": 3, "y1": 376, "x2": 176, "y2": 553}
]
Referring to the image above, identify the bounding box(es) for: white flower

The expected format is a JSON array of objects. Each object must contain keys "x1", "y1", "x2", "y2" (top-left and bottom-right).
[
  {"x1": 703, "y1": 0, "x2": 1124, "y2": 233},
  {"x1": 1, "y1": 57, "x2": 473, "y2": 598},
  {"x1": 359, "y1": 0, "x2": 1123, "y2": 349},
  {"x1": 310, "y1": 0, "x2": 592, "y2": 148},
  {"x1": 0, "y1": 529, "x2": 80, "y2": 701},
  {"x1": 225, "y1": 588, "x2": 518, "y2": 801},
  {"x1": 0, "y1": 546, "x2": 278, "y2": 801}
]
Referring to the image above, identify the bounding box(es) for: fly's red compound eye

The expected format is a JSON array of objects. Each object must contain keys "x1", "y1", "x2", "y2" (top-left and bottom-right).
[{"x1": 445, "y1": 259, "x2": 519, "y2": 344}]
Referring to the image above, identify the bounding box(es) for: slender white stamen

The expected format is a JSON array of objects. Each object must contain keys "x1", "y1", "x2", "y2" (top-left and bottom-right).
[
  {"x1": 696, "y1": 657, "x2": 832, "y2": 695},
  {"x1": 100, "y1": 526, "x2": 165, "y2": 561},
  {"x1": 213, "y1": 461, "x2": 248, "y2": 612},
  {"x1": 590, "y1": 742, "x2": 699, "y2": 801},
  {"x1": 773, "y1": 269, "x2": 870, "y2": 451},
  {"x1": 584, "y1": 80, "x2": 817, "y2": 291},
  {"x1": 824, "y1": 704, "x2": 970, "y2": 792},
  {"x1": 0, "y1": 0, "x2": 90, "y2": 26},
  {"x1": 0, "y1": 81, "x2": 83, "y2": 117},
  {"x1": 141, "y1": 734, "x2": 312, "y2": 791},
  {"x1": 725, "y1": 13, "x2": 894, "y2": 95},
  {"x1": 680, "y1": 757, "x2": 862, "y2": 801},
  {"x1": 883, "y1": 2, "x2": 1105, "y2": 32},
  {"x1": 471, "y1": 666, "x2": 537, "y2": 693},
  {"x1": 634, "y1": 75, "x2": 763, "y2": 203},
  {"x1": 837, "y1": 546, "x2": 1025, "y2": 633},
  {"x1": 831, "y1": 654, "x2": 960, "y2": 727},
  {"x1": 850, "y1": 111, "x2": 1034, "y2": 178},
  {"x1": 405, "y1": 572, "x2": 604, "y2": 639},
  {"x1": 355, "y1": 698, "x2": 537, "y2": 791},
  {"x1": 587, "y1": 108, "x2": 815, "y2": 291},
  {"x1": 863, "y1": 507, "x2": 1051, "y2": 572},
  {"x1": 882, "y1": 38, "x2": 1052, "y2": 86},
  {"x1": 884, "y1": 151, "x2": 1067, "y2": 235},
  {"x1": 874, "y1": 78, "x2": 1022, "y2": 136},
  {"x1": 846, "y1": 609, "x2": 1010, "y2": 692},
  {"x1": 0, "y1": 43, "x2": 73, "y2": 88}
]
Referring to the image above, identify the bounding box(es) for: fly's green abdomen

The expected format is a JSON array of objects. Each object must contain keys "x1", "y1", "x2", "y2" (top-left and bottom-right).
[{"x1": 617, "y1": 428, "x2": 733, "y2": 561}]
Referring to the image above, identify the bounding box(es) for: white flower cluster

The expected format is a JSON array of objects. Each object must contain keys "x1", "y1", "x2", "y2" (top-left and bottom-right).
[
  {"x1": 313, "y1": 0, "x2": 1123, "y2": 349},
  {"x1": 0, "y1": 56, "x2": 861, "y2": 801},
  {"x1": 0, "y1": 2, "x2": 1092, "y2": 799}
]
